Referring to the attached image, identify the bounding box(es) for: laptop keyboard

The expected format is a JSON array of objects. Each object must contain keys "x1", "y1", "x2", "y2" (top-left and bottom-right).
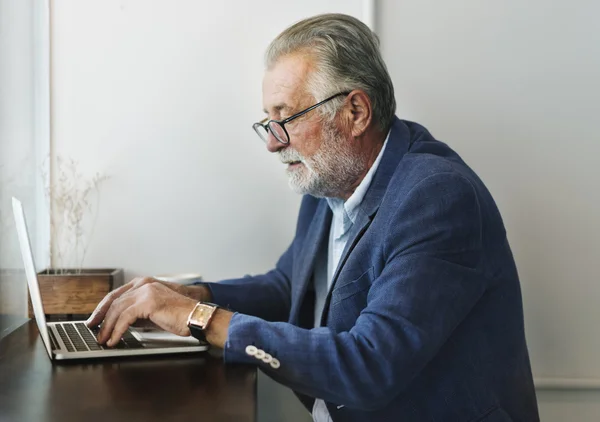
[{"x1": 52, "y1": 322, "x2": 143, "y2": 352}]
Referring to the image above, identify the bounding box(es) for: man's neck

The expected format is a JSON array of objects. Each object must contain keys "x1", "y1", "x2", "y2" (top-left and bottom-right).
[{"x1": 337, "y1": 128, "x2": 387, "y2": 201}]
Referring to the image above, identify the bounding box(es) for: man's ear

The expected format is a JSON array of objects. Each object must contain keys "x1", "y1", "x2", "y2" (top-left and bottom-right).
[{"x1": 343, "y1": 90, "x2": 372, "y2": 138}]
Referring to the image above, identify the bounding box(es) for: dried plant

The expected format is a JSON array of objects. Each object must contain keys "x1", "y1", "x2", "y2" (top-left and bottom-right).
[{"x1": 45, "y1": 157, "x2": 109, "y2": 274}]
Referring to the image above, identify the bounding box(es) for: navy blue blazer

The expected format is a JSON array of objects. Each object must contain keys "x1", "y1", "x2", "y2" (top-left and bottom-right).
[{"x1": 205, "y1": 117, "x2": 540, "y2": 421}]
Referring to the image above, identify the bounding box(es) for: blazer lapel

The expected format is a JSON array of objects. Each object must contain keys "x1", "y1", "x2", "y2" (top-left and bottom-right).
[
  {"x1": 319, "y1": 207, "x2": 374, "y2": 326},
  {"x1": 288, "y1": 200, "x2": 332, "y2": 325},
  {"x1": 319, "y1": 117, "x2": 413, "y2": 325}
]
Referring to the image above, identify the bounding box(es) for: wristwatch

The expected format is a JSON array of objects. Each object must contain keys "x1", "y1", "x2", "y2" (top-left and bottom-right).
[{"x1": 187, "y1": 302, "x2": 219, "y2": 342}]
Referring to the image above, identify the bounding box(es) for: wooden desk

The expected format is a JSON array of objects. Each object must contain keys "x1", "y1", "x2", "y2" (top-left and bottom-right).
[{"x1": 0, "y1": 320, "x2": 256, "y2": 422}]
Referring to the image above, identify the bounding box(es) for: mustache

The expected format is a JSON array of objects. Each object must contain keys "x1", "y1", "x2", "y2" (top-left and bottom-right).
[{"x1": 278, "y1": 148, "x2": 305, "y2": 164}]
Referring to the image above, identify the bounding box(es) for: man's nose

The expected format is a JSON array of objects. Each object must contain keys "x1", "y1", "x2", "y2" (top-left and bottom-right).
[{"x1": 265, "y1": 132, "x2": 286, "y2": 153}]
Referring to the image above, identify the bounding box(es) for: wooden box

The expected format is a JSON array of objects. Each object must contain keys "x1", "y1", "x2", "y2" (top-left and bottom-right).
[{"x1": 28, "y1": 268, "x2": 124, "y2": 318}]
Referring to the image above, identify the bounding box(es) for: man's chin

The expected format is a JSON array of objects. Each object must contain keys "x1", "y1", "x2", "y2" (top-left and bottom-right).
[
  {"x1": 287, "y1": 178, "x2": 331, "y2": 198},
  {"x1": 287, "y1": 179, "x2": 309, "y2": 195},
  {"x1": 286, "y1": 174, "x2": 313, "y2": 196},
  {"x1": 285, "y1": 168, "x2": 331, "y2": 197}
]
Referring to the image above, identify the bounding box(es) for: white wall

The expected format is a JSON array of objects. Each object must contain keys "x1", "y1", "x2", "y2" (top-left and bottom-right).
[{"x1": 379, "y1": 0, "x2": 600, "y2": 420}]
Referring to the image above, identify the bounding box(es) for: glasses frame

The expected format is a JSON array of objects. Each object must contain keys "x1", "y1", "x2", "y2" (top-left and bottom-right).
[{"x1": 252, "y1": 91, "x2": 351, "y2": 145}]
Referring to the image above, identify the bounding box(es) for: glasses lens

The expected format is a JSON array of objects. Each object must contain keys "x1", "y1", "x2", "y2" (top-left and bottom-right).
[
  {"x1": 253, "y1": 123, "x2": 269, "y2": 143},
  {"x1": 269, "y1": 122, "x2": 289, "y2": 144}
]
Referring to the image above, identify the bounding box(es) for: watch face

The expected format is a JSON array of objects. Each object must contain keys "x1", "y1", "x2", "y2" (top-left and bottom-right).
[{"x1": 189, "y1": 303, "x2": 217, "y2": 329}]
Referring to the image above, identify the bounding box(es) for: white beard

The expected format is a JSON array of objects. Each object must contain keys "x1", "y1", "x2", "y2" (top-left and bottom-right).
[{"x1": 278, "y1": 123, "x2": 365, "y2": 198}]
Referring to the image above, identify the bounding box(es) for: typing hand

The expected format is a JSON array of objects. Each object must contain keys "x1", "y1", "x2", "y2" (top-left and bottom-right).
[
  {"x1": 86, "y1": 280, "x2": 197, "y2": 347},
  {"x1": 86, "y1": 276, "x2": 208, "y2": 328}
]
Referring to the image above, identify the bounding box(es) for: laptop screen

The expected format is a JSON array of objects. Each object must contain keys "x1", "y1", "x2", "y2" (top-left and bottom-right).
[{"x1": 12, "y1": 197, "x2": 52, "y2": 358}]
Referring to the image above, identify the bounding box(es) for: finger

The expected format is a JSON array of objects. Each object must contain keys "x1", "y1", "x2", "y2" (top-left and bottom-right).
[
  {"x1": 107, "y1": 306, "x2": 139, "y2": 347},
  {"x1": 86, "y1": 283, "x2": 135, "y2": 327},
  {"x1": 97, "y1": 282, "x2": 154, "y2": 343},
  {"x1": 86, "y1": 277, "x2": 142, "y2": 327},
  {"x1": 97, "y1": 293, "x2": 135, "y2": 344}
]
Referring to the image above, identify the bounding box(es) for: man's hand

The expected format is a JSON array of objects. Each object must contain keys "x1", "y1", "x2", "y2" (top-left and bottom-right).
[
  {"x1": 86, "y1": 276, "x2": 210, "y2": 329},
  {"x1": 86, "y1": 278, "x2": 202, "y2": 347}
]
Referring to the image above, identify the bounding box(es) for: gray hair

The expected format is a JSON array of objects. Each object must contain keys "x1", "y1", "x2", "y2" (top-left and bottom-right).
[{"x1": 265, "y1": 13, "x2": 396, "y2": 132}]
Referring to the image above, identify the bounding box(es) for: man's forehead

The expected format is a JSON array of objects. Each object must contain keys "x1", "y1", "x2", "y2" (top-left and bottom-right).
[
  {"x1": 262, "y1": 77, "x2": 298, "y2": 114},
  {"x1": 262, "y1": 54, "x2": 314, "y2": 113}
]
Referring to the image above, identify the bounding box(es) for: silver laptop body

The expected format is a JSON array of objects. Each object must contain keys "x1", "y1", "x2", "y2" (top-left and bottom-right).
[{"x1": 12, "y1": 197, "x2": 209, "y2": 360}]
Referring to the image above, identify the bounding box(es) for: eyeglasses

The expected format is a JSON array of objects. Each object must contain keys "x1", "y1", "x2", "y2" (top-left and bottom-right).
[{"x1": 252, "y1": 91, "x2": 351, "y2": 145}]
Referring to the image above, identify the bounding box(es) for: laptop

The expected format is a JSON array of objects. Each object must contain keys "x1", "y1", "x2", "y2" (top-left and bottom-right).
[{"x1": 12, "y1": 197, "x2": 209, "y2": 360}]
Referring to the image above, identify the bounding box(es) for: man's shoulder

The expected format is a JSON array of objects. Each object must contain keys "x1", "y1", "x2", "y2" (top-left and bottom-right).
[
  {"x1": 390, "y1": 143, "x2": 476, "y2": 197},
  {"x1": 381, "y1": 132, "x2": 498, "y2": 228},
  {"x1": 386, "y1": 118, "x2": 476, "y2": 192}
]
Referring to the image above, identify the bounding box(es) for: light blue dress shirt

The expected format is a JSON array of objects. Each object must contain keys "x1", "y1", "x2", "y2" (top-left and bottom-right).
[{"x1": 312, "y1": 132, "x2": 390, "y2": 422}]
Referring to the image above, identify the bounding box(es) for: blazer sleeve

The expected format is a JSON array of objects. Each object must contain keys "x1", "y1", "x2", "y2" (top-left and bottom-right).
[{"x1": 221, "y1": 172, "x2": 486, "y2": 411}]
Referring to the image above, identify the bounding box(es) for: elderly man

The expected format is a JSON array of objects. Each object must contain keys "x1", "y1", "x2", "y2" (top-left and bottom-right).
[{"x1": 88, "y1": 13, "x2": 539, "y2": 422}]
